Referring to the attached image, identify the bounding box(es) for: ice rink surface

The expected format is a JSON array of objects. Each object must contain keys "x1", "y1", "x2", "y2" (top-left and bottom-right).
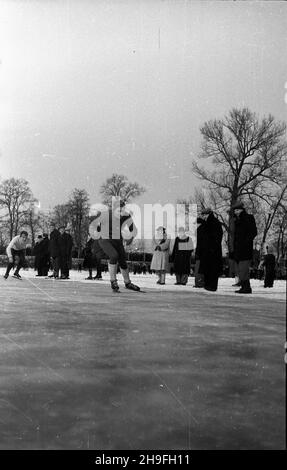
[{"x1": 0, "y1": 268, "x2": 285, "y2": 449}]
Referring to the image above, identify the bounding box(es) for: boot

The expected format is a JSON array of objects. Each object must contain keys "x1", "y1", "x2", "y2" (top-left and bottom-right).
[
  {"x1": 111, "y1": 280, "x2": 120, "y2": 292},
  {"x1": 235, "y1": 280, "x2": 252, "y2": 294}
]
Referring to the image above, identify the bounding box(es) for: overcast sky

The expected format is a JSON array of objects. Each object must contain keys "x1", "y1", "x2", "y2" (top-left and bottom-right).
[{"x1": 0, "y1": 0, "x2": 287, "y2": 212}]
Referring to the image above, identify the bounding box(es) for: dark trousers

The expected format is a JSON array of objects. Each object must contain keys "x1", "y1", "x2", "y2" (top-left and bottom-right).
[
  {"x1": 6, "y1": 249, "x2": 25, "y2": 276},
  {"x1": 59, "y1": 255, "x2": 69, "y2": 278},
  {"x1": 236, "y1": 260, "x2": 251, "y2": 282},
  {"x1": 98, "y1": 239, "x2": 128, "y2": 270},
  {"x1": 87, "y1": 257, "x2": 102, "y2": 278}
]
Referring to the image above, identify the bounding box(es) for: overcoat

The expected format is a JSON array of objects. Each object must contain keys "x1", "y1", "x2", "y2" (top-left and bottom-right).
[
  {"x1": 171, "y1": 236, "x2": 193, "y2": 274},
  {"x1": 49, "y1": 229, "x2": 60, "y2": 257},
  {"x1": 198, "y1": 213, "x2": 223, "y2": 275}
]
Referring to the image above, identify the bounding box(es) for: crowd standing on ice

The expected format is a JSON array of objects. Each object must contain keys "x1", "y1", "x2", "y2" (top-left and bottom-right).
[{"x1": 3, "y1": 200, "x2": 280, "y2": 294}]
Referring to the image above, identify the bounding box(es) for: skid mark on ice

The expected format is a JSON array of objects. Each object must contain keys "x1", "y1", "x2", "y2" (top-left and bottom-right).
[
  {"x1": 0, "y1": 398, "x2": 36, "y2": 425},
  {"x1": 0, "y1": 333, "x2": 71, "y2": 387},
  {"x1": 25, "y1": 278, "x2": 55, "y2": 301},
  {"x1": 145, "y1": 366, "x2": 199, "y2": 449}
]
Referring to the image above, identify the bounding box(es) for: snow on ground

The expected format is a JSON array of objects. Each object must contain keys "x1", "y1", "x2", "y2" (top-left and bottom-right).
[{"x1": 1, "y1": 267, "x2": 285, "y2": 301}]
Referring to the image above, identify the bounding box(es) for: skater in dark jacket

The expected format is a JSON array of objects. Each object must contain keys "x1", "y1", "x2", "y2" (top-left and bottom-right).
[
  {"x1": 89, "y1": 199, "x2": 140, "y2": 292},
  {"x1": 171, "y1": 227, "x2": 193, "y2": 285},
  {"x1": 233, "y1": 201, "x2": 257, "y2": 294},
  {"x1": 199, "y1": 208, "x2": 223, "y2": 292}
]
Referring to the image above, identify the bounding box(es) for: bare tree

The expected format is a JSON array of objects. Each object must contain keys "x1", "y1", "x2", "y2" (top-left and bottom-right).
[
  {"x1": 272, "y1": 200, "x2": 287, "y2": 261},
  {"x1": 100, "y1": 174, "x2": 145, "y2": 206},
  {"x1": 193, "y1": 108, "x2": 287, "y2": 247},
  {"x1": 68, "y1": 188, "x2": 90, "y2": 258},
  {"x1": 22, "y1": 200, "x2": 42, "y2": 247},
  {"x1": 0, "y1": 178, "x2": 34, "y2": 238},
  {"x1": 50, "y1": 203, "x2": 71, "y2": 229}
]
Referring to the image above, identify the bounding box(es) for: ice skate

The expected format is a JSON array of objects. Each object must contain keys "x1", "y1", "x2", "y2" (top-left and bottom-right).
[
  {"x1": 125, "y1": 281, "x2": 140, "y2": 291},
  {"x1": 111, "y1": 280, "x2": 120, "y2": 293}
]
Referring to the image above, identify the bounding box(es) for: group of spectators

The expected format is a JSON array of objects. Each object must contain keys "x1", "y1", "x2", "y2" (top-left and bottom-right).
[
  {"x1": 31, "y1": 225, "x2": 73, "y2": 279},
  {"x1": 148, "y1": 201, "x2": 267, "y2": 294}
]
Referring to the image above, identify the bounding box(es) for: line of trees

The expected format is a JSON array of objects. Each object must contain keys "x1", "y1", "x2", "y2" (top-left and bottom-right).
[{"x1": 0, "y1": 107, "x2": 286, "y2": 261}]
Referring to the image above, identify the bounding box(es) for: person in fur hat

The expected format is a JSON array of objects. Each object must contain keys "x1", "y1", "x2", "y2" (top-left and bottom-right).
[{"x1": 199, "y1": 208, "x2": 223, "y2": 292}]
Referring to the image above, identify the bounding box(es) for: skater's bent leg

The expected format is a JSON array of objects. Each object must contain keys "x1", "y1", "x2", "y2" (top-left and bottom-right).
[
  {"x1": 108, "y1": 263, "x2": 118, "y2": 281},
  {"x1": 14, "y1": 253, "x2": 24, "y2": 275},
  {"x1": 5, "y1": 262, "x2": 14, "y2": 277},
  {"x1": 120, "y1": 268, "x2": 130, "y2": 284}
]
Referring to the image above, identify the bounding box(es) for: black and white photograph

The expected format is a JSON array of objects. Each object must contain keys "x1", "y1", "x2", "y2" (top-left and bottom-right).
[{"x1": 0, "y1": 0, "x2": 286, "y2": 454}]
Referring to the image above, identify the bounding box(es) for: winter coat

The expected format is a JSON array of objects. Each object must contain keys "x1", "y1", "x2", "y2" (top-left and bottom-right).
[
  {"x1": 198, "y1": 213, "x2": 223, "y2": 275},
  {"x1": 262, "y1": 254, "x2": 276, "y2": 272},
  {"x1": 171, "y1": 236, "x2": 193, "y2": 274},
  {"x1": 150, "y1": 237, "x2": 170, "y2": 272},
  {"x1": 58, "y1": 232, "x2": 73, "y2": 257},
  {"x1": 83, "y1": 238, "x2": 94, "y2": 269},
  {"x1": 233, "y1": 210, "x2": 257, "y2": 262},
  {"x1": 49, "y1": 229, "x2": 60, "y2": 257}
]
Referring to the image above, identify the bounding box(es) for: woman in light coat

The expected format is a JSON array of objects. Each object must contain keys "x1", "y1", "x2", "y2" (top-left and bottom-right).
[{"x1": 150, "y1": 226, "x2": 170, "y2": 285}]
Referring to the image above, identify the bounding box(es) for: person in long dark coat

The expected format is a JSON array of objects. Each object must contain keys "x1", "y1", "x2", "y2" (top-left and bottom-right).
[
  {"x1": 48, "y1": 225, "x2": 60, "y2": 278},
  {"x1": 58, "y1": 226, "x2": 73, "y2": 279},
  {"x1": 228, "y1": 212, "x2": 240, "y2": 286},
  {"x1": 193, "y1": 217, "x2": 205, "y2": 288},
  {"x1": 91, "y1": 238, "x2": 104, "y2": 280},
  {"x1": 65, "y1": 228, "x2": 74, "y2": 273},
  {"x1": 34, "y1": 235, "x2": 43, "y2": 276},
  {"x1": 262, "y1": 246, "x2": 276, "y2": 288},
  {"x1": 233, "y1": 201, "x2": 257, "y2": 294},
  {"x1": 171, "y1": 227, "x2": 194, "y2": 285},
  {"x1": 198, "y1": 208, "x2": 223, "y2": 292}
]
